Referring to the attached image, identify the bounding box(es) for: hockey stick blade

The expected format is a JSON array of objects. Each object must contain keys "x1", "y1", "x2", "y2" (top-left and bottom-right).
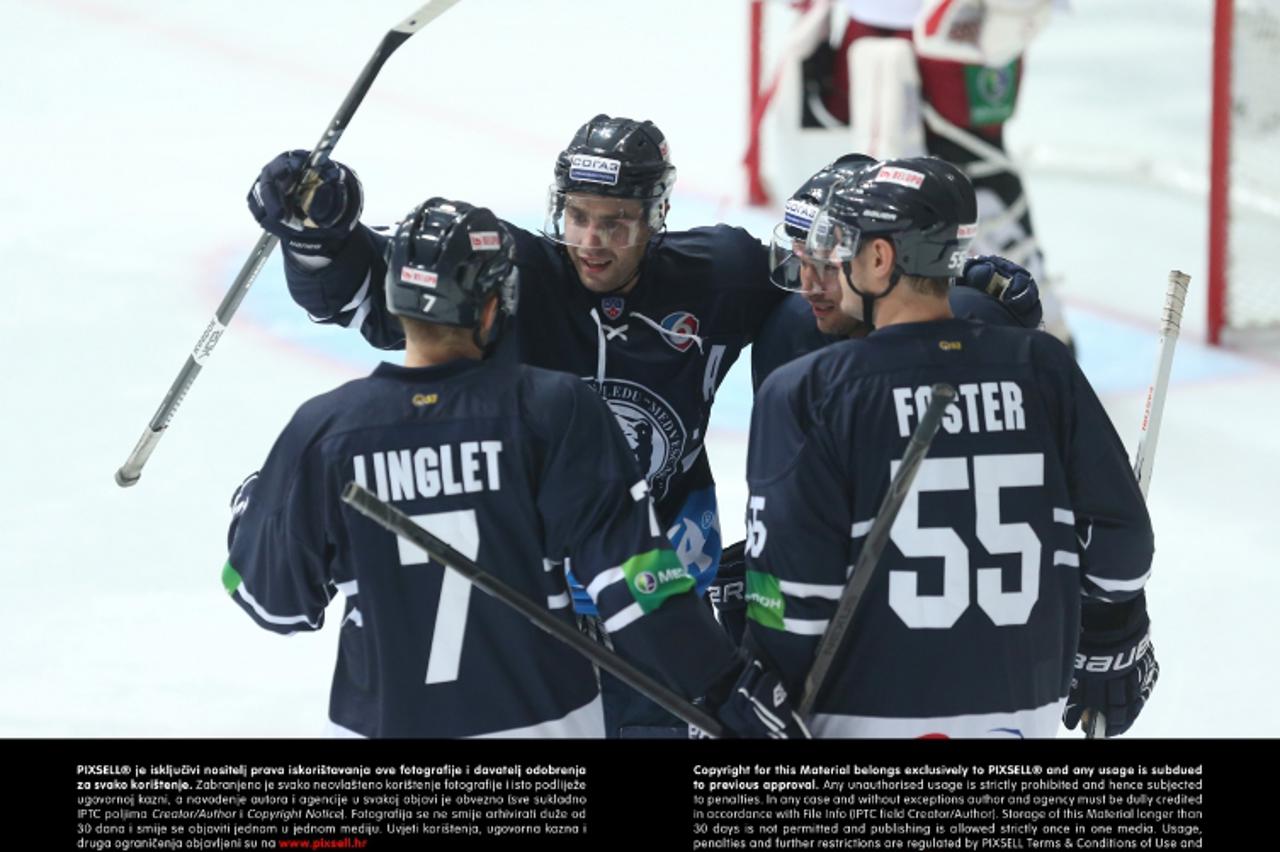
[
  {"x1": 797, "y1": 383, "x2": 957, "y2": 719},
  {"x1": 1085, "y1": 270, "x2": 1189, "y2": 740},
  {"x1": 340, "y1": 482, "x2": 726, "y2": 738},
  {"x1": 114, "y1": 0, "x2": 463, "y2": 488}
]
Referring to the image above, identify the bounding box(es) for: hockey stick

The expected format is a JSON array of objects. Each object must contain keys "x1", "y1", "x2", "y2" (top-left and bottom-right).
[
  {"x1": 114, "y1": 0, "x2": 463, "y2": 488},
  {"x1": 340, "y1": 482, "x2": 727, "y2": 738},
  {"x1": 1134, "y1": 271, "x2": 1191, "y2": 499},
  {"x1": 1084, "y1": 270, "x2": 1190, "y2": 739},
  {"x1": 797, "y1": 383, "x2": 957, "y2": 719}
]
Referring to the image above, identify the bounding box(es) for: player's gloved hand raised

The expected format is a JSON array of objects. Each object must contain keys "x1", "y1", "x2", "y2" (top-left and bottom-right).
[
  {"x1": 247, "y1": 150, "x2": 363, "y2": 256},
  {"x1": 693, "y1": 659, "x2": 811, "y2": 739},
  {"x1": 1063, "y1": 593, "x2": 1159, "y2": 738},
  {"x1": 956, "y1": 255, "x2": 1044, "y2": 329},
  {"x1": 707, "y1": 540, "x2": 747, "y2": 646}
]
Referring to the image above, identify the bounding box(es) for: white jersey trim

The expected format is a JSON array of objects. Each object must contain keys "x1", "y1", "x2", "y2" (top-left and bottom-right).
[
  {"x1": 809, "y1": 696, "x2": 1067, "y2": 739},
  {"x1": 1086, "y1": 568, "x2": 1151, "y2": 593},
  {"x1": 784, "y1": 617, "x2": 831, "y2": 636},
  {"x1": 234, "y1": 586, "x2": 319, "y2": 630},
  {"x1": 341, "y1": 272, "x2": 373, "y2": 331},
  {"x1": 587, "y1": 566, "x2": 626, "y2": 600},
  {"x1": 779, "y1": 579, "x2": 844, "y2": 600},
  {"x1": 603, "y1": 602, "x2": 645, "y2": 633}
]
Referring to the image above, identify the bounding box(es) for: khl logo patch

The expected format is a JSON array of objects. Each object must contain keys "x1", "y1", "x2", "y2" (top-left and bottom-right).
[{"x1": 602, "y1": 296, "x2": 625, "y2": 321}]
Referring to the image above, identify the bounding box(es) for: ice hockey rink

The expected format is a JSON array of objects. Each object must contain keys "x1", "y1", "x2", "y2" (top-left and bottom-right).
[{"x1": 3, "y1": 0, "x2": 1275, "y2": 738}]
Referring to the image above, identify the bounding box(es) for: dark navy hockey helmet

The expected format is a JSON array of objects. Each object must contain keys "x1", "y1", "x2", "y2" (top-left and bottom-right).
[
  {"x1": 807, "y1": 156, "x2": 979, "y2": 282},
  {"x1": 385, "y1": 198, "x2": 519, "y2": 330},
  {"x1": 543, "y1": 114, "x2": 676, "y2": 247},
  {"x1": 770, "y1": 153, "x2": 876, "y2": 292}
]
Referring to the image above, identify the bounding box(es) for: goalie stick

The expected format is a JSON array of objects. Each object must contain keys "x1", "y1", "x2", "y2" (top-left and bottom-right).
[
  {"x1": 797, "y1": 383, "x2": 957, "y2": 719},
  {"x1": 1085, "y1": 270, "x2": 1189, "y2": 739},
  {"x1": 115, "y1": 0, "x2": 463, "y2": 488},
  {"x1": 340, "y1": 482, "x2": 727, "y2": 738}
]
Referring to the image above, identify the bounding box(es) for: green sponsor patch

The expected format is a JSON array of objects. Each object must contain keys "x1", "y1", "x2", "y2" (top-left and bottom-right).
[
  {"x1": 222, "y1": 562, "x2": 243, "y2": 595},
  {"x1": 746, "y1": 570, "x2": 785, "y2": 631},
  {"x1": 621, "y1": 548, "x2": 694, "y2": 613},
  {"x1": 965, "y1": 60, "x2": 1020, "y2": 126}
]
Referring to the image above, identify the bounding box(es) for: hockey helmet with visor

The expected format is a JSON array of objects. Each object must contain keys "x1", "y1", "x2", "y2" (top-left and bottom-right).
[{"x1": 543, "y1": 114, "x2": 677, "y2": 250}]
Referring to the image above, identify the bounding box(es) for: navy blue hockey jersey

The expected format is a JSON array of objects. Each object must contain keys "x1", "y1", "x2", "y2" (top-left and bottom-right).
[
  {"x1": 223, "y1": 357, "x2": 738, "y2": 738},
  {"x1": 283, "y1": 222, "x2": 783, "y2": 595},
  {"x1": 743, "y1": 319, "x2": 1153, "y2": 738},
  {"x1": 750, "y1": 286, "x2": 1040, "y2": 391}
]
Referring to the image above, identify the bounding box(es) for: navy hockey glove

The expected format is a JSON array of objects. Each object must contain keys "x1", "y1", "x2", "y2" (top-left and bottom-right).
[
  {"x1": 247, "y1": 150, "x2": 363, "y2": 257},
  {"x1": 707, "y1": 540, "x2": 747, "y2": 646},
  {"x1": 695, "y1": 660, "x2": 811, "y2": 739},
  {"x1": 955, "y1": 255, "x2": 1044, "y2": 329},
  {"x1": 1063, "y1": 593, "x2": 1159, "y2": 738}
]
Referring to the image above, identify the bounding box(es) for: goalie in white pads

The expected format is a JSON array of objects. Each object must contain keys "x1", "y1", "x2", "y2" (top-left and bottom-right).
[{"x1": 804, "y1": 0, "x2": 1072, "y2": 346}]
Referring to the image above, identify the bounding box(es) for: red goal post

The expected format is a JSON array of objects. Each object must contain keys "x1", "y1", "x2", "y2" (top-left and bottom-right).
[{"x1": 1208, "y1": 0, "x2": 1280, "y2": 345}]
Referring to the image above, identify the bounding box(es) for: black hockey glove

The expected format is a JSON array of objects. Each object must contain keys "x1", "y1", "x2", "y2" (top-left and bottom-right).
[
  {"x1": 692, "y1": 659, "x2": 811, "y2": 739},
  {"x1": 956, "y1": 255, "x2": 1044, "y2": 329},
  {"x1": 247, "y1": 150, "x2": 363, "y2": 257},
  {"x1": 707, "y1": 540, "x2": 748, "y2": 646},
  {"x1": 1063, "y1": 592, "x2": 1159, "y2": 738}
]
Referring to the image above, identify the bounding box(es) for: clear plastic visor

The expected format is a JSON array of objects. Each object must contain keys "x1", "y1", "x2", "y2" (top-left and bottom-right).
[
  {"x1": 805, "y1": 210, "x2": 863, "y2": 271},
  {"x1": 769, "y1": 222, "x2": 847, "y2": 294},
  {"x1": 542, "y1": 190, "x2": 658, "y2": 249}
]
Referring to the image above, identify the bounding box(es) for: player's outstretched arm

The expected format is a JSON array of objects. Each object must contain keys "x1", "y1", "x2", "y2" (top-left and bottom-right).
[{"x1": 247, "y1": 151, "x2": 406, "y2": 350}]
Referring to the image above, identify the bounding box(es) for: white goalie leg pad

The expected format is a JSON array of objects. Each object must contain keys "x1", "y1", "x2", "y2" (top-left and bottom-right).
[
  {"x1": 973, "y1": 187, "x2": 1037, "y2": 270},
  {"x1": 913, "y1": 0, "x2": 1053, "y2": 67},
  {"x1": 848, "y1": 37, "x2": 926, "y2": 160},
  {"x1": 974, "y1": 185, "x2": 1070, "y2": 343}
]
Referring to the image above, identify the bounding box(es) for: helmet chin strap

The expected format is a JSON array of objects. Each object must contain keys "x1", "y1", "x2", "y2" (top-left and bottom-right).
[{"x1": 843, "y1": 262, "x2": 902, "y2": 330}]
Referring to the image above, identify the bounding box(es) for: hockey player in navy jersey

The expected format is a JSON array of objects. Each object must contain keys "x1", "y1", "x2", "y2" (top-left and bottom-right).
[
  {"x1": 247, "y1": 115, "x2": 787, "y2": 737},
  {"x1": 743, "y1": 157, "x2": 1158, "y2": 738},
  {"x1": 753, "y1": 154, "x2": 1044, "y2": 389},
  {"x1": 249, "y1": 117, "x2": 778, "y2": 588},
  {"x1": 223, "y1": 198, "x2": 807, "y2": 739},
  {"x1": 713, "y1": 155, "x2": 1044, "y2": 647}
]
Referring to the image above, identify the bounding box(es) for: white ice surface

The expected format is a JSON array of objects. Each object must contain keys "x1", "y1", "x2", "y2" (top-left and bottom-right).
[{"x1": 2, "y1": 0, "x2": 1276, "y2": 737}]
